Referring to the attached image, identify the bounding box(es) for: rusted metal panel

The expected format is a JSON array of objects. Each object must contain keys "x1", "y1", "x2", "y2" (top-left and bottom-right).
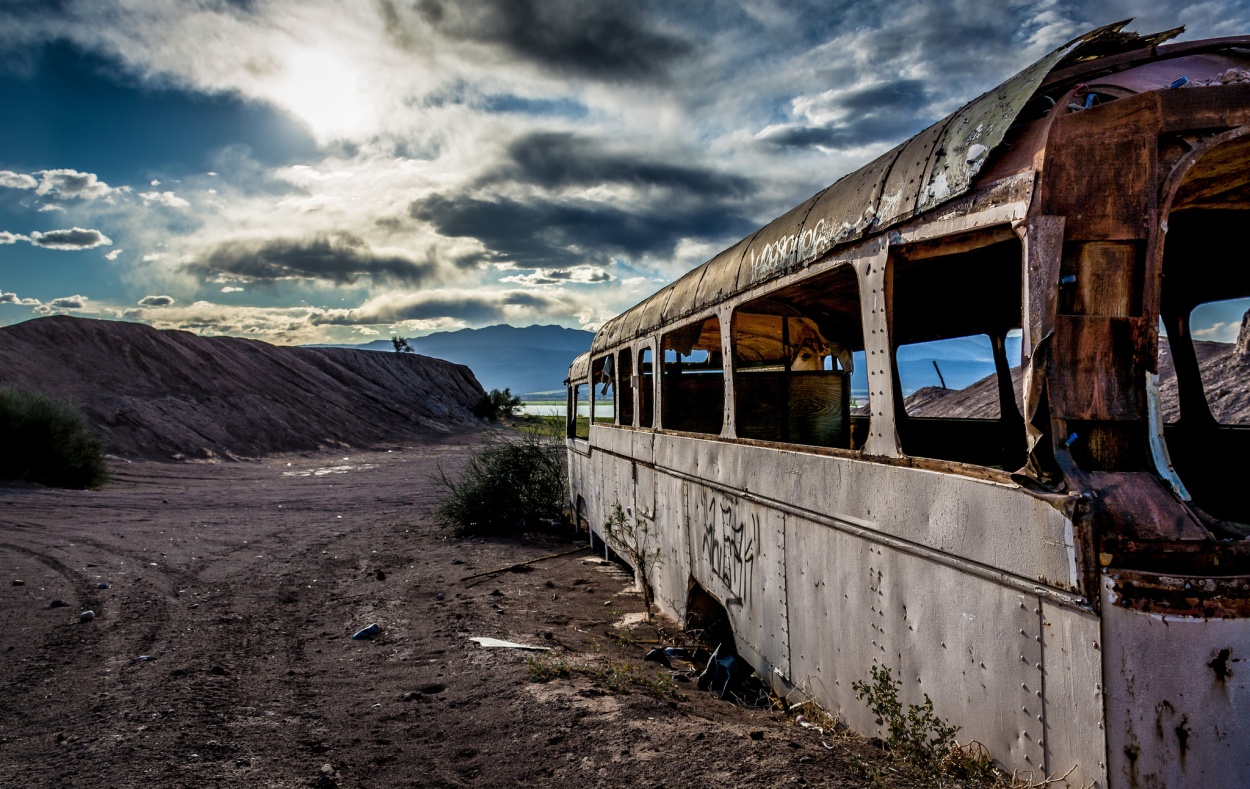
[
  {"x1": 690, "y1": 234, "x2": 758, "y2": 316},
  {"x1": 733, "y1": 192, "x2": 831, "y2": 292},
  {"x1": 1102, "y1": 577, "x2": 1250, "y2": 787},
  {"x1": 877, "y1": 122, "x2": 948, "y2": 227},
  {"x1": 1042, "y1": 94, "x2": 1159, "y2": 241},
  {"x1": 1050, "y1": 315, "x2": 1150, "y2": 420},
  {"x1": 1160, "y1": 81, "x2": 1250, "y2": 133},
  {"x1": 1086, "y1": 471, "x2": 1210, "y2": 543},
  {"x1": 1039, "y1": 601, "x2": 1108, "y2": 787}
]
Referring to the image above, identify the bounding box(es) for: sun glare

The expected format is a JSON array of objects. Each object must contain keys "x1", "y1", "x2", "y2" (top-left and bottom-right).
[{"x1": 271, "y1": 48, "x2": 373, "y2": 139}]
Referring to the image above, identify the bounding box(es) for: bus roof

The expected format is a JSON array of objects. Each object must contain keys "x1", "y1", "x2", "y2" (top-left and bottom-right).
[{"x1": 588, "y1": 21, "x2": 1192, "y2": 358}]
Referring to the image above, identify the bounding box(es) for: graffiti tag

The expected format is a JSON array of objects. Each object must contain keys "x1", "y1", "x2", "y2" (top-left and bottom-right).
[{"x1": 699, "y1": 491, "x2": 761, "y2": 606}]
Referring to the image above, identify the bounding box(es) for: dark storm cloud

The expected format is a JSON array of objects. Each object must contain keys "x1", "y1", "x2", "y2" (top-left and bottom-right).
[
  {"x1": 410, "y1": 192, "x2": 756, "y2": 268},
  {"x1": 760, "y1": 79, "x2": 931, "y2": 150},
  {"x1": 29, "y1": 227, "x2": 112, "y2": 249},
  {"x1": 486, "y1": 131, "x2": 753, "y2": 196},
  {"x1": 138, "y1": 295, "x2": 175, "y2": 307},
  {"x1": 416, "y1": 0, "x2": 691, "y2": 82},
  {"x1": 187, "y1": 234, "x2": 436, "y2": 286}
]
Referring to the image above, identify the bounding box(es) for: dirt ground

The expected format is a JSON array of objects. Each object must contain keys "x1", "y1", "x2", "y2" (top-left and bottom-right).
[{"x1": 0, "y1": 438, "x2": 927, "y2": 788}]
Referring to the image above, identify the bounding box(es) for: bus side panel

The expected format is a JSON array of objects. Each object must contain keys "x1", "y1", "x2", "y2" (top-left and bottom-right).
[
  {"x1": 785, "y1": 515, "x2": 1050, "y2": 776},
  {"x1": 1101, "y1": 580, "x2": 1250, "y2": 788},
  {"x1": 1040, "y1": 600, "x2": 1108, "y2": 788},
  {"x1": 651, "y1": 472, "x2": 690, "y2": 622},
  {"x1": 686, "y1": 485, "x2": 791, "y2": 681}
]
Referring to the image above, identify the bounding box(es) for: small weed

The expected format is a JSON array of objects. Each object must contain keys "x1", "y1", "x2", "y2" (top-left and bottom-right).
[
  {"x1": 525, "y1": 650, "x2": 570, "y2": 682},
  {"x1": 608, "y1": 625, "x2": 636, "y2": 647},
  {"x1": 602, "y1": 502, "x2": 662, "y2": 620},
  {"x1": 849, "y1": 665, "x2": 1003, "y2": 784}
]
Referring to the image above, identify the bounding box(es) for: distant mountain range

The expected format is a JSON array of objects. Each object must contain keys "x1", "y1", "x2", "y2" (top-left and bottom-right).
[{"x1": 318, "y1": 324, "x2": 595, "y2": 397}]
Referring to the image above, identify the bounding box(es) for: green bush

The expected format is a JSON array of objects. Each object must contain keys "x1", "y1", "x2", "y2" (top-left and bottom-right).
[
  {"x1": 0, "y1": 385, "x2": 109, "y2": 489},
  {"x1": 472, "y1": 387, "x2": 523, "y2": 421},
  {"x1": 433, "y1": 423, "x2": 565, "y2": 535}
]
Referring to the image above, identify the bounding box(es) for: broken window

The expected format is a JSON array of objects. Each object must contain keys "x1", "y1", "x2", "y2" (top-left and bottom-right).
[
  {"x1": 732, "y1": 264, "x2": 866, "y2": 449},
  {"x1": 661, "y1": 316, "x2": 724, "y2": 434},
  {"x1": 1157, "y1": 207, "x2": 1250, "y2": 524},
  {"x1": 591, "y1": 355, "x2": 615, "y2": 427},
  {"x1": 896, "y1": 333, "x2": 1023, "y2": 419},
  {"x1": 618, "y1": 348, "x2": 634, "y2": 426},
  {"x1": 569, "y1": 383, "x2": 590, "y2": 440},
  {"x1": 889, "y1": 236, "x2": 1025, "y2": 469},
  {"x1": 639, "y1": 346, "x2": 655, "y2": 428}
]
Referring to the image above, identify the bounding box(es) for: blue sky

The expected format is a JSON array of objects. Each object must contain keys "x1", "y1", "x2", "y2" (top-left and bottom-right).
[{"x1": 1, "y1": 1, "x2": 1247, "y2": 345}]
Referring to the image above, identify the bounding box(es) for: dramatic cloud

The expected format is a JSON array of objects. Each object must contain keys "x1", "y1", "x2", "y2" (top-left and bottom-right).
[
  {"x1": 2, "y1": 0, "x2": 1247, "y2": 344},
  {"x1": 483, "y1": 131, "x2": 753, "y2": 196},
  {"x1": 410, "y1": 193, "x2": 756, "y2": 269},
  {"x1": 0, "y1": 171, "x2": 37, "y2": 190},
  {"x1": 138, "y1": 295, "x2": 176, "y2": 307},
  {"x1": 500, "y1": 265, "x2": 614, "y2": 286},
  {"x1": 186, "y1": 234, "x2": 437, "y2": 286},
  {"x1": 413, "y1": 0, "x2": 692, "y2": 83},
  {"x1": 35, "y1": 169, "x2": 122, "y2": 201},
  {"x1": 28, "y1": 227, "x2": 113, "y2": 250}
]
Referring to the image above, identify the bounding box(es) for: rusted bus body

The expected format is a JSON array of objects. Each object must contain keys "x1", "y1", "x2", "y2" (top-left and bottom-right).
[{"x1": 566, "y1": 24, "x2": 1250, "y2": 787}]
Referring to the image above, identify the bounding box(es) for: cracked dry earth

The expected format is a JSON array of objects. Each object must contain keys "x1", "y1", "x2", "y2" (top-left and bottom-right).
[{"x1": 0, "y1": 440, "x2": 907, "y2": 788}]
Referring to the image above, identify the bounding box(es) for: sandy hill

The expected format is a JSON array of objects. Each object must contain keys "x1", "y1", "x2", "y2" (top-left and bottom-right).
[
  {"x1": 903, "y1": 334, "x2": 1249, "y2": 423},
  {"x1": 0, "y1": 316, "x2": 485, "y2": 461}
]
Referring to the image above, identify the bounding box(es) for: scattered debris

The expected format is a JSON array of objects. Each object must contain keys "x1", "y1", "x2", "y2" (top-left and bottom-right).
[
  {"x1": 644, "y1": 648, "x2": 672, "y2": 668},
  {"x1": 97, "y1": 582, "x2": 108, "y2": 589},
  {"x1": 78, "y1": 610, "x2": 94, "y2": 623},
  {"x1": 48, "y1": 600, "x2": 68, "y2": 609},
  {"x1": 375, "y1": 569, "x2": 385, "y2": 581},
  {"x1": 459, "y1": 546, "x2": 588, "y2": 583},
  {"x1": 11, "y1": 579, "x2": 24, "y2": 587},
  {"x1": 136, "y1": 655, "x2": 154, "y2": 662},
  {"x1": 469, "y1": 636, "x2": 549, "y2": 651},
  {"x1": 435, "y1": 593, "x2": 445, "y2": 601},
  {"x1": 351, "y1": 623, "x2": 381, "y2": 640}
]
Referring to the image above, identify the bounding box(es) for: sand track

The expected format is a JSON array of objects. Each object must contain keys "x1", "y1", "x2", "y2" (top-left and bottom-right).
[{"x1": 0, "y1": 443, "x2": 910, "y2": 788}]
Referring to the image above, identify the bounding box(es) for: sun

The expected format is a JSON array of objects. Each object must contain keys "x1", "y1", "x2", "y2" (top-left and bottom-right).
[{"x1": 270, "y1": 47, "x2": 373, "y2": 140}]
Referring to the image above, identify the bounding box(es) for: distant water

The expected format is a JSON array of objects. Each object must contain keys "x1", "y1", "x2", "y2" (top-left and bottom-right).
[{"x1": 518, "y1": 404, "x2": 590, "y2": 417}]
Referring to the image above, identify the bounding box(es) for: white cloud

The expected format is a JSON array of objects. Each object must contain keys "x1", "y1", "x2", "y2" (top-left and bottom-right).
[
  {"x1": 0, "y1": 231, "x2": 28, "y2": 244},
  {"x1": 34, "y1": 294, "x2": 89, "y2": 314},
  {"x1": 138, "y1": 294, "x2": 176, "y2": 307},
  {"x1": 105, "y1": 249, "x2": 123, "y2": 260},
  {"x1": 35, "y1": 169, "x2": 123, "y2": 200},
  {"x1": 220, "y1": 285, "x2": 245, "y2": 293},
  {"x1": 139, "y1": 190, "x2": 190, "y2": 208},
  {"x1": 0, "y1": 170, "x2": 37, "y2": 190},
  {"x1": 28, "y1": 227, "x2": 113, "y2": 250},
  {"x1": 0, "y1": 291, "x2": 40, "y2": 306}
]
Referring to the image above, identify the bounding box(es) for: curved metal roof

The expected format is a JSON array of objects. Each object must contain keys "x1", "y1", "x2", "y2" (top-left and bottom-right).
[{"x1": 589, "y1": 22, "x2": 1184, "y2": 358}]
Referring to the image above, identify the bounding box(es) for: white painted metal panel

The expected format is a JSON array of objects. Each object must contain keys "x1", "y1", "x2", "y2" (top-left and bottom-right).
[
  {"x1": 1102, "y1": 578, "x2": 1250, "y2": 789},
  {"x1": 785, "y1": 514, "x2": 1049, "y2": 774},
  {"x1": 1039, "y1": 600, "x2": 1107, "y2": 788},
  {"x1": 686, "y1": 486, "x2": 791, "y2": 679}
]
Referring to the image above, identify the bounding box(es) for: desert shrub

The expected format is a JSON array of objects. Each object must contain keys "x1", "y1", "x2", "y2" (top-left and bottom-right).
[
  {"x1": 0, "y1": 385, "x2": 109, "y2": 489},
  {"x1": 853, "y1": 664, "x2": 995, "y2": 780},
  {"x1": 433, "y1": 423, "x2": 565, "y2": 535},
  {"x1": 472, "y1": 387, "x2": 523, "y2": 421}
]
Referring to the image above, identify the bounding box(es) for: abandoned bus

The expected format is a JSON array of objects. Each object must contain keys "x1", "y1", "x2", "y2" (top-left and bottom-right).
[{"x1": 566, "y1": 22, "x2": 1250, "y2": 788}]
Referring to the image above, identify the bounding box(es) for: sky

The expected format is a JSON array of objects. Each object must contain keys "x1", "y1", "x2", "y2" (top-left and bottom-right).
[{"x1": 1, "y1": 1, "x2": 1247, "y2": 346}]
